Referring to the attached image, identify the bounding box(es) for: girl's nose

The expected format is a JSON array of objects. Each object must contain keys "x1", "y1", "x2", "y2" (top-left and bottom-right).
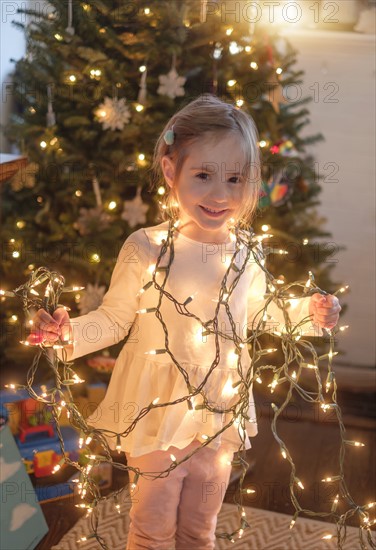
[{"x1": 209, "y1": 180, "x2": 228, "y2": 203}]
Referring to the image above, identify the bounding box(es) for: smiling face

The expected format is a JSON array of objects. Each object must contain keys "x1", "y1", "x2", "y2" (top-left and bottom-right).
[{"x1": 161, "y1": 132, "x2": 247, "y2": 242}]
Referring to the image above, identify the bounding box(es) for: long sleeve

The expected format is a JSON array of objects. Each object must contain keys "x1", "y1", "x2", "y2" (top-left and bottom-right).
[
  {"x1": 247, "y1": 263, "x2": 323, "y2": 338},
  {"x1": 63, "y1": 230, "x2": 149, "y2": 361}
]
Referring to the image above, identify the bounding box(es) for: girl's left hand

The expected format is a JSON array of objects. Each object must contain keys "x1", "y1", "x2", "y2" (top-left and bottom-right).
[{"x1": 309, "y1": 293, "x2": 342, "y2": 330}]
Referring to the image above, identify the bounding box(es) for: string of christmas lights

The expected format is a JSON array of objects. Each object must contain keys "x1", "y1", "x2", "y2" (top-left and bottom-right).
[{"x1": 2, "y1": 218, "x2": 375, "y2": 549}]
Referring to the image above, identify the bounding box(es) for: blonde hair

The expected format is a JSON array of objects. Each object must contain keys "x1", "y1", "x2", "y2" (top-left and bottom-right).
[{"x1": 151, "y1": 94, "x2": 262, "y2": 228}]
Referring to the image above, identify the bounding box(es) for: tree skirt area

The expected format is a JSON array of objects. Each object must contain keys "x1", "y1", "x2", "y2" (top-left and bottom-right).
[{"x1": 51, "y1": 496, "x2": 365, "y2": 550}]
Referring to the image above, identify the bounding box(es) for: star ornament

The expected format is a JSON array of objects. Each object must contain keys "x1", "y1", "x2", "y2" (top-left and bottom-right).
[{"x1": 157, "y1": 67, "x2": 186, "y2": 99}]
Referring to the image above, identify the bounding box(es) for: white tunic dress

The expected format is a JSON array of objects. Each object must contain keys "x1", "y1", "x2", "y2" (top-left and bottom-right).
[{"x1": 66, "y1": 221, "x2": 315, "y2": 457}]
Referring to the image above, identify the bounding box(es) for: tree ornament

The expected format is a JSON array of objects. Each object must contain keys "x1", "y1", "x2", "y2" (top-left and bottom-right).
[
  {"x1": 10, "y1": 162, "x2": 38, "y2": 192},
  {"x1": 279, "y1": 139, "x2": 299, "y2": 157},
  {"x1": 296, "y1": 176, "x2": 310, "y2": 193},
  {"x1": 200, "y1": 0, "x2": 208, "y2": 22},
  {"x1": 263, "y1": 70, "x2": 287, "y2": 114},
  {"x1": 258, "y1": 181, "x2": 271, "y2": 209},
  {"x1": 46, "y1": 84, "x2": 56, "y2": 128},
  {"x1": 91, "y1": 175, "x2": 102, "y2": 207},
  {"x1": 274, "y1": 36, "x2": 288, "y2": 57},
  {"x1": 138, "y1": 65, "x2": 148, "y2": 105},
  {"x1": 259, "y1": 170, "x2": 292, "y2": 208},
  {"x1": 94, "y1": 97, "x2": 131, "y2": 131},
  {"x1": 77, "y1": 283, "x2": 106, "y2": 315},
  {"x1": 65, "y1": 0, "x2": 75, "y2": 35},
  {"x1": 121, "y1": 187, "x2": 149, "y2": 228},
  {"x1": 75, "y1": 207, "x2": 111, "y2": 236},
  {"x1": 158, "y1": 54, "x2": 186, "y2": 99}
]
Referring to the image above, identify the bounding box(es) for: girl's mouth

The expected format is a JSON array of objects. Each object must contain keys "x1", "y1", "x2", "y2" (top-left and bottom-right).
[{"x1": 199, "y1": 205, "x2": 228, "y2": 218}]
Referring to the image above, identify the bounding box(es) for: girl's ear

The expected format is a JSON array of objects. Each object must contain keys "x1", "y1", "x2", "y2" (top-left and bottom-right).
[{"x1": 161, "y1": 156, "x2": 175, "y2": 189}]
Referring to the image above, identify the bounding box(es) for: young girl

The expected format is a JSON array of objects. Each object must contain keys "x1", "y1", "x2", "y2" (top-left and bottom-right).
[{"x1": 29, "y1": 95, "x2": 341, "y2": 550}]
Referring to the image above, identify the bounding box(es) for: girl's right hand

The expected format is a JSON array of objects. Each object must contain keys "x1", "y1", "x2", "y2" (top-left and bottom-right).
[{"x1": 27, "y1": 307, "x2": 71, "y2": 346}]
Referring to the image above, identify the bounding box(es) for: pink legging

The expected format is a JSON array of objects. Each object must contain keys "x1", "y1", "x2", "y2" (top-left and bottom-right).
[{"x1": 125, "y1": 439, "x2": 233, "y2": 550}]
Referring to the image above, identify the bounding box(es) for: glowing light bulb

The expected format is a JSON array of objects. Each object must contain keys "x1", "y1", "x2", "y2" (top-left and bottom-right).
[
  {"x1": 259, "y1": 140, "x2": 267, "y2": 148},
  {"x1": 339, "y1": 285, "x2": 349, "y2": 293},
  {"x1": 135, "y1": 104, "x2": 144, "y2": 112},
  {"x1": 250, "y1": 62, "x2": 258, "y2": 70},
  {"x1": 276, "y1": 67, "x2": 283, "y2": 75},
  {"x1": 236, "y1": 98, "x2": 244, "y2": 107},
  {"x1": 170, "y1": 454, "x2": 177, "y2": 462},
  {"x1": 145, "y1": 349, "x2": 166, "y2": 355},
  {"x1": 90, "y1": 69, "x2": 102, "y2": 78},
  {"x1": 139, "y1": 65, "x2": 146, "y2": 73},
  {"x1": 138, "y1": 153, "x2": 145, "y2": 161},
  {"x1": 229, "y1": 41, "x2": 242, "y2": 54},
  {"x1": 40, "y1": 141, "x2": 47, "y2": 149},
  {"x1": 108, "y1": 201, "x2": 117, "y2": 210},
  {"x1": 152, "y1": 397, "x2": 160, "y2": 405},
  {"x1": 226, "y1": 27, "x2": 233, "y2": 35},
  {"x1": 296, "y1": 479, "x2": 304, "y2": 490},
  {"x1": 54, "y1": 33, "x2": 63, "y2": 41},
  {"x1": 261, "y1": 224, "x2": 269, "y2": 232},
  {"x1": 227, "y1": 79, "x2": 237, "y2": 87},
  {"x1": 157, "y1": 186, "x2": 165, "y2": 195}
]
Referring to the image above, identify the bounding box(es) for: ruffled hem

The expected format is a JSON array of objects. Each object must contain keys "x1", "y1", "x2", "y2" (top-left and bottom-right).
[{"x1": 86, "y1": 348, "x2": 258, "y2": 457}]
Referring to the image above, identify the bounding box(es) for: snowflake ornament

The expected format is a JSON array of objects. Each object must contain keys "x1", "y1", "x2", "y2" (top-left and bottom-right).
[
  {"x1": 158, "y1": 67, "x2": 186, "y2": 99},
  {"x1": 94, "y1": 96, "x2": 131, "y2": 131},
  {"x1": 78, "y1": 283, "x2": 106, "y2": 315},
  {"x1": 75, "y1": 207, "x2": 111, "y2": 236},
  {"x1": 121, "y1": 188, "x2": 149, "y2": 228}
]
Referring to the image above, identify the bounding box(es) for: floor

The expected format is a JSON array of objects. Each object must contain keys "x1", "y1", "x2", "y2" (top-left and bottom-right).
[{"x1": 35, "y1": 396, "x2": 376, "y2": 549}]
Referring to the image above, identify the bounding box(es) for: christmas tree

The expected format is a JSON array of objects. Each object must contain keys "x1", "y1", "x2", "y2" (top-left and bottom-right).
[{"x1": 2, "y1": 0, "x2": 339, "y2": 369}]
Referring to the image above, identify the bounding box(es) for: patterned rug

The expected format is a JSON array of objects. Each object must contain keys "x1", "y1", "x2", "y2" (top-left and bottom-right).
[{"x1": 52, "y1": 496, "x2": 363, "y2": 550}]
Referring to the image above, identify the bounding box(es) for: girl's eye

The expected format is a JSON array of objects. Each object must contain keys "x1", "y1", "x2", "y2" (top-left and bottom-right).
[
  {"x1": 196, "y1": 173, "x2": 209, "y2": 181},
  {"x1": 229, "y1": 176, "x2": 241, "y2": 184}
]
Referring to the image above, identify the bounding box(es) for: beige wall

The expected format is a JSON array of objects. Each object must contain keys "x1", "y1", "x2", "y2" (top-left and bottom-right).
[{"x1": 280, "y1": 29, "x2": 375, "y2": 367}]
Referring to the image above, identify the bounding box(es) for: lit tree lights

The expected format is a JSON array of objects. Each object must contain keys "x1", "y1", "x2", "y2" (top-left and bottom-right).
[{"x1": 2, "y1": 218, "x2": 373, "y2": 550}]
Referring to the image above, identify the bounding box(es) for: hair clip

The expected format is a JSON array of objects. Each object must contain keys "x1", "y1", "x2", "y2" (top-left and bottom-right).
[{"x1": 164, "y1": 126, "x2": 175, "y2": 146}]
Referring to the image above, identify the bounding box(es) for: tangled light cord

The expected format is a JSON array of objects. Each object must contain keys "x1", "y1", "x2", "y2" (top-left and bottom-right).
[{"x1": 4, "y1": 219, "x2": 375, "y2": 549}]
